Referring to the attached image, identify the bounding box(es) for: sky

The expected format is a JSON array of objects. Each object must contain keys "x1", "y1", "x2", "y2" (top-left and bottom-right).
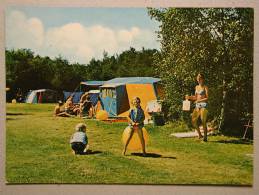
[{"x1": 5, "y1": 7, "x2": 161, "y2": 64}]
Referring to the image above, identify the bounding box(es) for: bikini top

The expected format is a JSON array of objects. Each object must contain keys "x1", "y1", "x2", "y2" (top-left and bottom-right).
[{"x1": 195, "y1": 86, "x2": 206, "y2": 96}]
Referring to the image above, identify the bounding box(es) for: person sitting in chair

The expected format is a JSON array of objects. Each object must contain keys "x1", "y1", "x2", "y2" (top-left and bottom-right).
[
  {"x1": 79, "y1": 92, "x2": 93, "y2": 117},
  {"x1": 65, "y1": 96, "x2": 80, "y2": 116},
  {"x1": 54, "y1": 101, "x2": 72, "y2": 117}
]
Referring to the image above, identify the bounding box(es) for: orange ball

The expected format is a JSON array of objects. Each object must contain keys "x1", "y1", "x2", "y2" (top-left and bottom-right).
[
  {"x1": 122, "y1": 126, "x2": 149, "y2": 150},
  {"x1": 96, "y1": 110, "x2": 109, "y2": 120}
]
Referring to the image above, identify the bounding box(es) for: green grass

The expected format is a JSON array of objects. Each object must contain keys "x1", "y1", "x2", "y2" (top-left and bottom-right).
[{"x1": 6, "y1": 103, "x2": 253, "y2": 185}]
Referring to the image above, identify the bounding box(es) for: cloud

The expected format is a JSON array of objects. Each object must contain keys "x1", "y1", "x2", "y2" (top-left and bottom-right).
[
  {"x1": 6, "y1": 10, "x2": 159, "y2": 64},
  {"x1": 6, "y1": 10, "x2": 44, "y2": 51}
]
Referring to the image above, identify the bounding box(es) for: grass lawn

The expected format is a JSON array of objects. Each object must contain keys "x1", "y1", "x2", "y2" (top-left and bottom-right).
[{"x1": 6, "y1": 103, "x2": 253, "y2": 185}]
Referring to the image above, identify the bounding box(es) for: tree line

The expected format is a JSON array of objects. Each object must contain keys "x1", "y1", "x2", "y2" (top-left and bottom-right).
[{"x1": 6, "y1": 47, "x2": 158, "y2": 100}]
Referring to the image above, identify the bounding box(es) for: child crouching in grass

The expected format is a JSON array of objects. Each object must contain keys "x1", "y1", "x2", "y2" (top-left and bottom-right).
[{"x1": 70, "y1": 123, "x2": 88, "y2": 155}]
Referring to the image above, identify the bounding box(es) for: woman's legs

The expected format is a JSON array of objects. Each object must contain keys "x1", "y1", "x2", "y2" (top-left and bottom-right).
[
  {"x1": 192, "y1": 109, "x2": 203, "y2": 138},
  {"x1": 79, "y1": 103, "x2": 84, "y2": 117},
  {"x1": 57, "y1": 112, "x2": 72, "y2": 117},
  {"x1": 200, "y1": 108, "x2": 208, "y2": 142},
  {"x1": 137, "y1": 127, "x2": 146, "y2": 155},
  {"x1": 123, "y1": 127, "x2": 134, "y2": 155},
  {"x1": 73, "y1": 107, "x2": 80, "y2": 116}
]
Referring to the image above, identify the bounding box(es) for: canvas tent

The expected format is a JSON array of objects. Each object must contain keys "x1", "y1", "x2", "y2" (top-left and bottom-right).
[
  {"x1": 99, "y1": 77, "x2": 162, "y2": 121},
  {"x1": 25, "y1": 89, "x2": 58, "y2": 103}
]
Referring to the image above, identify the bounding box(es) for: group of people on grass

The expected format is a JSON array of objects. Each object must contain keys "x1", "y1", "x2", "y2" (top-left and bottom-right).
[
  {"x1": 54, "y1": 91, "x2": 94, "y2": 118},
  {"x1": 69, "y1": 73, "x2": 209, "y2": 156}
]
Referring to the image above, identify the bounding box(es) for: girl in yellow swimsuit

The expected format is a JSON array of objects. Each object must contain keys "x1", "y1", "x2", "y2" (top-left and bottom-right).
[{"x1": 186, "y1": 73, "x2": 209, "y2": 142}]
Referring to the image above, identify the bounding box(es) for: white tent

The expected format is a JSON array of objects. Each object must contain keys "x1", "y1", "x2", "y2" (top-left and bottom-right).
[{"x1": 25, "y1": 89, "x2": 57, "y2": 103}]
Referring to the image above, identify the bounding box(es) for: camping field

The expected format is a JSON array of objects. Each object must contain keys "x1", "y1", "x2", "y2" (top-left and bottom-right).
[{"x1": 6, "y1": 103, "x2": 253, "y2": 185}]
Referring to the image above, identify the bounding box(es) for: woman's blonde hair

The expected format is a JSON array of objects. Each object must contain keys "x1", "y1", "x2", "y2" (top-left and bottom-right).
[
  {"x1": 75, "y1": 123, "x2": 87, "y2": 132},
  {"x1": 197, "y1": 73, "x2": 205, "y2": 81},
  {"x1": 132, "y1": 97, "x2": 141, "y2": 105}
]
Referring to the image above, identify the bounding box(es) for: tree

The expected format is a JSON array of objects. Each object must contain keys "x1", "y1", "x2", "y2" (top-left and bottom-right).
[
  {"x1": 6, "y1": 48, "x2": 35, "y2": 91},
  {"x1": 148, "y1": 8, "x2": 253, "y2": 135}
]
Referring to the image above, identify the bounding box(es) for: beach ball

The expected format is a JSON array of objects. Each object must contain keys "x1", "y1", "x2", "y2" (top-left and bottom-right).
[
  {"x1": 96, "y1": 110, "x2": 109, "y2": 120},
  {"x1": 122, "y1": 126, "x2": 149, "y2": 150},
  {"x1": 11, "y1": 99, "x2": 17, "y2": 104}
]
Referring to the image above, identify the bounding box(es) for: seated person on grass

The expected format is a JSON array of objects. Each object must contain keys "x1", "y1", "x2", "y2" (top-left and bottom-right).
[
  {"x1": 123, "y1": 97, "x2": 146, "y2": 156},
  {"x1": 79, "y1": 92, "x2": 93, "y2": 117},
  {"x1": 70, "y1": 123, "x2": 89, "y2": 155},
  {"x1": 54, "y1": 101, "x2": 72, "y2": 117},
  {"x1": 65, "y1": 96, "x2": 80, "y2": 116}
]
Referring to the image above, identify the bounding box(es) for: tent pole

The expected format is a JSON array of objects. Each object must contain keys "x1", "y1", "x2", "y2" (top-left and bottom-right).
[{"x1": 72, "y1": 84, "x2": 80, "y2": 96}]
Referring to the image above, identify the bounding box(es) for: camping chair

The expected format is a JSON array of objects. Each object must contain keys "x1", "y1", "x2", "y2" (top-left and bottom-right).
[
  {"x1": 85, "y1": 93, "x2": 100, "y2": 118},
  {"x1": 81, "y1": 101, "x2": 93, "y2": 118},
  {"x1": 243, "y1": 115, "x2": 253, "y2": 139}
]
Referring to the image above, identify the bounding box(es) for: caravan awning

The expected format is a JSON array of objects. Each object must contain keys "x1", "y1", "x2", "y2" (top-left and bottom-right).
[
  {"x1": 104, "y1": 77, "x2": 161, "y2": 85},
  {"x1": 80, "y1": 81, "x2": 105, "y2": 86},
  {"x1": 100, "y1": 83, "x2": 125, "y2": 88}
]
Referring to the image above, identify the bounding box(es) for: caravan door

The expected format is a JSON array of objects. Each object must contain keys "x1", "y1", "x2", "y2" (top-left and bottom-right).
[{"x1": 100, "y1": 87, "x2": 117, "y2": 117}]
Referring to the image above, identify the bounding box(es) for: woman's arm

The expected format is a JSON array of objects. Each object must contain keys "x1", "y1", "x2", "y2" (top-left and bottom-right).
[
  {"x1": 140, "y1": 109, "x2": 145, "y2": 123},
  {"x1": 185, "y1": 86, "x2": 197, "y2": 101},
  {"x1": 127, "y1": 116, "x2": 134, "y2": 124},
  {"x1": 186, "y1": 95, "x2": 197, "y2": 101},
  {"x1": 135, "y1": 109, "x2": 145, "y2": 126},
  {"x1": 127, "y1": 110, "x2": 134, "y2": 124}
]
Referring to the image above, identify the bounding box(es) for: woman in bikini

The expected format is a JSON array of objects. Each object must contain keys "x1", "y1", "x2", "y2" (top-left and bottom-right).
[{"x1": 186, "y1": 73, "x2": 209, "y2": 142}]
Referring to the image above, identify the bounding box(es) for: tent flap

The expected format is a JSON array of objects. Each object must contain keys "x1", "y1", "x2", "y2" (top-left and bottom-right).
[
  {"x1": 63, "y1": 91, "x2": 83, "y2": 103},
  {"x1": 118, "y1": 84, "x2": 157, "y2": 120}
]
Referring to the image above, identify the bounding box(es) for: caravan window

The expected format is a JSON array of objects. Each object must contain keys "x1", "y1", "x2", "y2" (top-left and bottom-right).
[{"x1": 101, "y1": 88, "x2": 116, "y2": 98}]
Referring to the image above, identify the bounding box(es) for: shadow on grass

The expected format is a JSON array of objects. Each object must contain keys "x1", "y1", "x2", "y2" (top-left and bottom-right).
[
  {"x1": 6, "y1": 112, "x2": 30, "y2": 116},
  {"x1": 212, "y1": 139, "x2": 253, "y2": 145},
  {"x1": 79, "y1": 150, "x2": 102, "y2": 155},
  {"x1": 131, "y1": 152, "x2": 176, "y2": 159},
  {"x1": 6, "y1": 117, "x2": 19, "y2": 120}
]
